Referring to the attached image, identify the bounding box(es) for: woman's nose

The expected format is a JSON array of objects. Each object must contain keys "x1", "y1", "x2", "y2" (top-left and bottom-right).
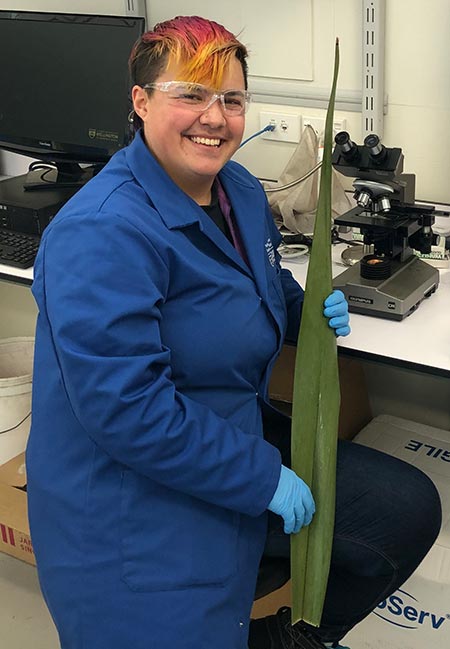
[{"x1": 199, "y1": 98, "x2": 227, "y2": 126}]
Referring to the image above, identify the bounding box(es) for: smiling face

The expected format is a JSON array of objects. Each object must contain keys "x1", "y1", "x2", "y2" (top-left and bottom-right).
[{"x1": 132, "y1": 56, "x2": 246, "y2": 204}]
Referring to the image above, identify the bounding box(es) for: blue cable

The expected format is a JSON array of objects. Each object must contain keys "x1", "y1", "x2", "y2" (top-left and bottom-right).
[{"x1": 239, "y1": 123, "x2": 275, "y2": 148}]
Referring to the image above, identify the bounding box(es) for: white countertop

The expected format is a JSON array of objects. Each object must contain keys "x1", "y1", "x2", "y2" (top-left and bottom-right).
[
  {"x1": 0, "y1": 264, "x2": 33, "y2": 284},
  {"x1": 282, "y1": 242, "x2": 450, "y2": 375},
  {"x1": 1, "y1": 240, "x2": 448, "y2": 374}
]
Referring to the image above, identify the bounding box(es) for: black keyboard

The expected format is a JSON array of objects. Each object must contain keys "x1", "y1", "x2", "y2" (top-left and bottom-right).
[{"x1": 0, "y1": 229, "x2": 40, "y2": 269}]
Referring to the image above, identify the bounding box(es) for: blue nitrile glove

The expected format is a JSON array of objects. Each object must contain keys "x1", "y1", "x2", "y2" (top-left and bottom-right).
[
  {"x1": 324, "y1": 289, "x2": 351, "y2": 337},
  {"x1": 267, "y1": 465, "x2": 315, "y2": 534}
]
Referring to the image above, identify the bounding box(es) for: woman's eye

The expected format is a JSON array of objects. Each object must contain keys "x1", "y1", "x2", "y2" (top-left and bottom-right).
[
  {"x1": 181, "y1": 93, "x2": 203, "y2": 102},
  {"x1": 224, "y1": 98, "x2": 244, "y2": 111}
]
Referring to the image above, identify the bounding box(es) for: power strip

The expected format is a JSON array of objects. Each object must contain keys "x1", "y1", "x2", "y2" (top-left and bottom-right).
[
  {"x1": 415, "y1": 236, "x2": 450, "y2": 269},
  {"x1": 351, "y1": 228, "x2": 450, "y2": 269},
  {"x1": 415, "y1": 250, "x2": 450, "y2": 269}
]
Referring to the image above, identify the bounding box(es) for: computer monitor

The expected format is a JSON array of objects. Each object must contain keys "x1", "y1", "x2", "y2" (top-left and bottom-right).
[{"x1": 0, "y1": 11, "x2": 145, "y2": 190}]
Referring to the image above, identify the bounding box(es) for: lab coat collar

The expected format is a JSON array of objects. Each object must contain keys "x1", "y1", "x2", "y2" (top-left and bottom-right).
[
  {"x1": 125, "y1": 130, "x2": 202, "y2": 229},
  {"x1": 125, "y1": 131, "x2": 270, "y2": 298},
  {"x1": 126, "y1": 131, "x2": 256, "y2": 225}
]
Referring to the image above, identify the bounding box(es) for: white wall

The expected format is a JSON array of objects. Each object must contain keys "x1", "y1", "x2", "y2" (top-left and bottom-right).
[
  {"x1": 147, "y1": 0, "x2": 450, "y2": 204},
  {"x1": 0, "y1": 282, "x2": 37, "y2": 338}
]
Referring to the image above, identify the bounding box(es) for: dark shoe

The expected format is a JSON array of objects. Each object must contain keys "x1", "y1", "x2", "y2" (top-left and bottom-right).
[{"x1": 248, "y1": 607, "x2": 350, "y2": 649}]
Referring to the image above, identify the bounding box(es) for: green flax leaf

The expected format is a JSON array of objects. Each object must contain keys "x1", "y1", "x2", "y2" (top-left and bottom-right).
[{"x1": 290, "y1": 39, "x2": 340, "y2": 627}]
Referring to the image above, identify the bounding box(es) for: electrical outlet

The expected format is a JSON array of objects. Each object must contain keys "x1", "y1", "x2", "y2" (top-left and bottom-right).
[
  {"x1": 259, "y1": 111, "x2": 302, "y2": 143},
  {"x1": 303, "y1": 116, "x2": 347, "y2": 137}
]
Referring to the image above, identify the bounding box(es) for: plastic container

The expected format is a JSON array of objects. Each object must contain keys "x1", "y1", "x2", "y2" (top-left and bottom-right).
[{"x1": 0, "y1": 337, "x2": 34, "y2": 465}]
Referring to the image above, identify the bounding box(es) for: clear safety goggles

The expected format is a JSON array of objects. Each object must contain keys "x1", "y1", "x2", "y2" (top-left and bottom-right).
[{"x1": 142, "y1": 81, "x2": 251, "y2": 115}]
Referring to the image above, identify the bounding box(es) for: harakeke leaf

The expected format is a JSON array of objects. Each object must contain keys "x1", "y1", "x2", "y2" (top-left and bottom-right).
[{"x1": 290, "y1": 39, "x2": 341, "y2": 627}]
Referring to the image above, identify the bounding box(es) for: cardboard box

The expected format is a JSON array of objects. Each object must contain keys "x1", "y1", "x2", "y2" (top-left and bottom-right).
[
  {"x1": 345, "y1": 414, "x2": 450, "y2": 649},
  {"x1": 0, "y1": 452, "x2": 35, "y2": 565},
  {"x1": 269, "y1": 345, "x2": 372, "y2": 440},
  {"x1": 252, "y1": 580, "x2": 291, "y2": 619}
]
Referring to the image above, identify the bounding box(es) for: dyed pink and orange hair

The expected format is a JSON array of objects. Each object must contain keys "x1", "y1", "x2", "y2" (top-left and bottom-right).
[{"x1": 129, "y1": 15, "x2": 248, "y2": 91}]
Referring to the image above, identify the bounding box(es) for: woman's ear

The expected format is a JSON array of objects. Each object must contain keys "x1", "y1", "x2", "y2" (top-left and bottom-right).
[{"x1": 132, "y1": 85, "x2": 149, "y2": 122}]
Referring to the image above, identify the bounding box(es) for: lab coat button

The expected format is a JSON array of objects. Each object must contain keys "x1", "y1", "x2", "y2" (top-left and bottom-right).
[{"x1": 239, "y1": 621, "x2": 244, "y2": 627}]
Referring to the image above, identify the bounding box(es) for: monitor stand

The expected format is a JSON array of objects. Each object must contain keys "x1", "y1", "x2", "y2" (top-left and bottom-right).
[{"x1": 23, "y1": 162, "x2": 101, "y2": 191}]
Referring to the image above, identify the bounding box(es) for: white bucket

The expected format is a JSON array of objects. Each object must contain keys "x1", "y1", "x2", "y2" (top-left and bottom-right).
[{"x1": 0, "y1": 337, "x2": 34, "y2": 465}]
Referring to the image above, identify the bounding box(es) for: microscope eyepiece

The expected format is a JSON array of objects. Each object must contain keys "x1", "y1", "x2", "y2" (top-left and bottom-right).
[
  {"x1": 364, "y1": 134, "x2": 380, "y2": 149},
  {"x1": 364, "y1": 133, "x2": 387, "y2": 161},
  {"x1": 335, "y1": 131, "x2": 351, "y2": 146},
  {"x1": 334, "y1": 131, "x2": 359, "y2": 160}
]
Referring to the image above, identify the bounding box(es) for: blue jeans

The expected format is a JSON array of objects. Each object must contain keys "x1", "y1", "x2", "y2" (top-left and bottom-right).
[{"x1": 263, "y1": 421, "x2": 442, "y2": 643}]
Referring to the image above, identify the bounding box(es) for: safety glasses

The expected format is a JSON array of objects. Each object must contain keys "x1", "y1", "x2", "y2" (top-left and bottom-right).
[{"x1": 142, "y1": 81, "x2": 251, "y2": 115}]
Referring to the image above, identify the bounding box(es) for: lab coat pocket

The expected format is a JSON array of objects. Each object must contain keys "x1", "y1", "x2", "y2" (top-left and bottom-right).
[{"x1": 120, "y1": 470, "x2": 239, "y2": 591}]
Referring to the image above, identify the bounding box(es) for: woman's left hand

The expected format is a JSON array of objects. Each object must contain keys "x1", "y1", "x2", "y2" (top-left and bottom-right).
[{"x1": 323, "y1": 289, "x2": 351, "y2": 337}]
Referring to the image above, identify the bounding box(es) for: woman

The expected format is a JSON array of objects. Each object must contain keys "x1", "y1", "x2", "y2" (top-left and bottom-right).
[{"x1": 26, "y1": 16, "x2": 440, "y2": 649}]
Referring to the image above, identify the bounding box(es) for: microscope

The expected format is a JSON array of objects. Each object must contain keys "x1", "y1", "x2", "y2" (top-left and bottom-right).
[{"x1": 331, "y1": 132, "x2": 439, "y2": 320}]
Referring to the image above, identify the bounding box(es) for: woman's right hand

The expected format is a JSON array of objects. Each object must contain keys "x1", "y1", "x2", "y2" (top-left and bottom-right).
[{"x1": 267, "y1": 465, "x2": 315, "y2": 534}]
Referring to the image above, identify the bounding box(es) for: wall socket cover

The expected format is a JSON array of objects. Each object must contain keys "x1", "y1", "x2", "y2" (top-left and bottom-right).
[
  {"x1": 303, "y1": 116, "x2": 347, "y2": 136},
  {"x1": 259, "y1": 111, "x2": 302, "y2": 143}
]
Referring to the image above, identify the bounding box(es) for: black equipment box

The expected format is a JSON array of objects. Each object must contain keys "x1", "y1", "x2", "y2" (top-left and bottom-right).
[{"x1": 0, "y1": 174, "x2": 78, "y2": 235}]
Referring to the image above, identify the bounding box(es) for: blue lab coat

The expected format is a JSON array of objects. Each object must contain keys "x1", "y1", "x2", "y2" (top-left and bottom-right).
[{"x1": 26, "y1": 131, "x2": 304, "y2": 649}]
